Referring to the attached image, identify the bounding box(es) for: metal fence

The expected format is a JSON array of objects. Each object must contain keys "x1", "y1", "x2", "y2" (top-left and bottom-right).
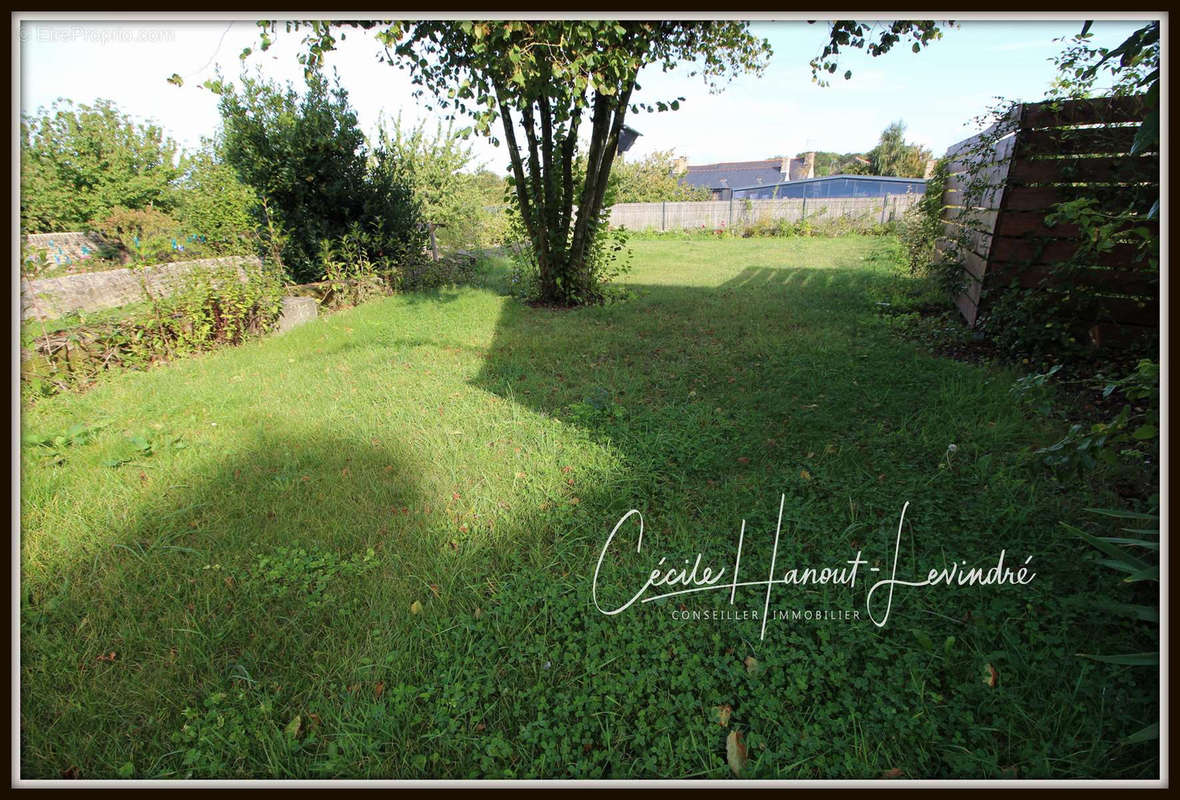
[{"x1": 606, "y1": 194, "x2": 922, "y2": 232}]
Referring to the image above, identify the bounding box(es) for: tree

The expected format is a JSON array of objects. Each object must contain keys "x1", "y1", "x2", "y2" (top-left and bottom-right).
[
  {"x1": 609, "y1": 149, "x2": 710, "y2": 204},
  {"x1": 805, "y1": 150, "x2": 871, "y2": 177},
  {"x1": 374, "y1": 114, "x2": 504, "y2": 250},
  {"x1": 21, "y1": 99, "x2": 182, "y2": 233},
  {"x1": 211, "y1": 69, "x2": 424, "y2": 281},
  {"x1": 174, "y1": 138, "x2": 260, "y2": 255},
  {"x1": 255, "y1": 20, "x2": 772, "y2": 305},
  {"x1": 866, "y1": 121, "x2": 931, "y2": 178}
]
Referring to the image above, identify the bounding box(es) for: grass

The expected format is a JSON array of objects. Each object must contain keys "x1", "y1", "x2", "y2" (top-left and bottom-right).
[{"x1": 20, "y1": 235, "x2": 1159, "y2": 780}]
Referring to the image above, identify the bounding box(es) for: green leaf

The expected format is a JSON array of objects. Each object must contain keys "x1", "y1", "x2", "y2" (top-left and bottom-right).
[
  {"x1": 1123, "y1": 722, "x2": 1159, "y2": 744},
  {"x1": 285, "y1": 714, "x2": 302, "y2": 739},
  {"x1": 1082, "y1": 507, "x2": 1158, "y2": 521},
  {"x1": 1077, "y1": 652, "x2": 1158, "y2": 666},
  {"x1": 1132, "y1": 424, "x2": 1157, "y2": 440},
  {"x1": 1094, "y1": 536, "x2": 1158, "y2": 550},
  {"x1": 1123, "y1": 564, "x2": 1159, "y2": 583},
  {"x1": 1090, "y1": 599, "x2": 1158, "y2": 622},
  {"x1": 166, "y1": 73, "x2": 184, "y2": 87},
  {"x1": 1064, "y1": 523, "x2": 1150, "y2": 571}
]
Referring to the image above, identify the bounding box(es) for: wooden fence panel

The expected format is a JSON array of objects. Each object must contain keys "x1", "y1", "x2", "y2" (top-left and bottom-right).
[{"x1": 938, "y1": 95, "x2": 1158, "y2": 341}]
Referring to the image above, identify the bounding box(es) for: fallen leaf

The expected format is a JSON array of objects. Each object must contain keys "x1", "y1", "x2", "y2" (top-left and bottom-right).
[
  {"x1": 473, "y1": 607, "x2": 483, "y2": 620},
  {"x1": 983, "y1": 663, "x2": 998, "y2": 688},
  {"x1": 736, "y1": 457, "x2": 750, "y2": 465},
  {"x1": 475, "y1": 722, "x2": 486, "y2": 732},
  {"x1": 284, "y1": 715, "x2": 302, "y2": 739},
  {"x1": 726, "y1": 730, "x2": 747, "y2": 776},
  {"x1": 410, "y1": 600, "x2": 423, "y2": 615},
  {"x1": 881, "y1": 767, "x2": 903, "y2": 778},
  {"x1": 800, "y1": 469, "x2": 811, "y2": 481},
  {"x1": 429, "y1": 584, "x2": 441, "y2": 598},
  {"x1": 743, "y1": 656, "x2": 760, "y2": 676},
  {"x1": 713, "y1": 704, "x2": 733, "y2": 727},
  {"x1": 374, "y1": 682, "x2": 385, "y2": 698}
]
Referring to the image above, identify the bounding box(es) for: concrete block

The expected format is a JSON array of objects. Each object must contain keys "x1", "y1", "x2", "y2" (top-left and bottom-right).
[{"x1": 276, "y1": 295, "x2": 317, "y2": 333}]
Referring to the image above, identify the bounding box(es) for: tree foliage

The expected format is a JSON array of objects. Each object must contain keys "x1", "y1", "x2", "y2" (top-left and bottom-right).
[
  {"x1": 21, "y1": 99, "x2": 182, "y2": 233},
  {"x1": 257, "y1": 20, "x2": 771, "y2": 305},
  {"x1": 374, "y1": 114, "x2": 507, "y2": 250},
  {"x1": 867, "y1": 121, "x2": 932, "y2": 178},
  {"x1": 1049, "y1": 20, "x2": 1159, "y2": 162},
  {"x1": 808, "y1": 20, "x2": 948, "y2": 85},
  {"x1": 609, "y1": 149, "x2": 710, "y2": 204},
  {"x1": 805, "y1": 151, "x2": 871, "y2": 177},
  {"x1": 211, "y1": 69, "x2": 425, "y2": 282},
  {"x1": 174, "y1": 139, "x2": 260, "y2": 255}
]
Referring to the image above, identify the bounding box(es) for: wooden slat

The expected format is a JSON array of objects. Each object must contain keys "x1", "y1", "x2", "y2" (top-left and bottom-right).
[
  {"x1": 941, "y1": 221, "x2": 994, "y2": 260},
  {"x1": 943, "y1": 165, "x2": 1009, "y2": 193},
  {"x1": 1006, "y1": 154, "x2": 1160, "y2": 185},
  {"x1": 1001, "y1": 184, "x2": 1159, "y2": 212},
  {"x1": 943, "y1": 186, "x2": 1005, "y2": 210},
  {"x1": 988, "y1": 237, "x2": 1154, "y2": 270},
  {"x1": 944, "y1": 105, "x2": 1022, "y2": 159},
  {"x1": 994, "y1": 210, "x2": 1158, "y2": 239},
  {"x1": 1016, "y1": 126, "x2": 1143, "y2": 157},
  {"x1": 945, "y1": 135, "x2": 1018, "y2": 175},
  {"x1": 1019, "y1": 95, "x2": 1150, "y2": 129},
  {"x1": 987, "y1": 264, "x2": 1158, "y2": 295}
]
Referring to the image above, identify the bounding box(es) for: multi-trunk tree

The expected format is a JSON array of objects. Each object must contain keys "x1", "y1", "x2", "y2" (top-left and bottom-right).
[
  {"x1": 250, "y1": 19, "x2": 948, "y2": 304},
  {"x1": 256, "y1": 20, "x2": 772, "y2": 305}
]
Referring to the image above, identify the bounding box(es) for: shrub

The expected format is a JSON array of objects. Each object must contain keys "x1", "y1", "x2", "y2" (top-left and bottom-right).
[
  {"x1": 21, "y1": 98, "x2": 182, "y2": 233},
  {"x1": 374, "y1": 116, "x2": 509, "y2": 252},
  {"x1": 174, "y1": 143, "x2": 260, "y2": 256},
  {"x1": 214, "y1": 68, "x2": 426, "y2": 282}
]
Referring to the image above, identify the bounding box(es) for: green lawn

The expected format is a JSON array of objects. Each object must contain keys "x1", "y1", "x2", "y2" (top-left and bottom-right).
[{"x1": 20, "y1": 235, "x2": 1157, "y2": 780}]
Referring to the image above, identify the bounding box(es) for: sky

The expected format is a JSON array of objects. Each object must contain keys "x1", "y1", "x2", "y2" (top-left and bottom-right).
[{"x1": 17, "y1": 14, "x2": 1156, "y2": 175}]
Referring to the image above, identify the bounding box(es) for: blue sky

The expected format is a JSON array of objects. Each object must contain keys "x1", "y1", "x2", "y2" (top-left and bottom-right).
[{"x1": 18, "y1": 15, "x2": 1154, "y2": 174}]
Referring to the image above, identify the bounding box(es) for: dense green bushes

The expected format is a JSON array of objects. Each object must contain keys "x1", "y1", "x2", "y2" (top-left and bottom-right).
[
  {"x1": 20, "y1": 99, "x2": 183, "y2": 233},
  {"x1": 212, "y1": 70, "x2": 425, "y2": 283}
]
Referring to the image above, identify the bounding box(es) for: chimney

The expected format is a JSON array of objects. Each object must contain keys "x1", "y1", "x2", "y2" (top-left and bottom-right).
[
  {"x1": 804, "y1": 151, "x2": 816, "y2": 180},
  {"x1": 672, "y1": 156, "x2": 688, "y2": 175},
  {"x1": 780, "y1": 156, "x2": 791, "y2": 181}
]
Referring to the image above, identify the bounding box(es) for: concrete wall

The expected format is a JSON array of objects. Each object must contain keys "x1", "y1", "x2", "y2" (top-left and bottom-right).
[
  {"x1": 21, "y1": 255, "x2": 262, "y2": 321},
  {"x1": 606, "y1": 194, "x2": 922, "y2": 232}
]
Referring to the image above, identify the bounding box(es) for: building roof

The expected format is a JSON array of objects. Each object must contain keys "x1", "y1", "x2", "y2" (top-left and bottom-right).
[
  {"x1": 680, "y1": 156, "x2": 814, "y2": 190},
  {"x1": 681, "y1": 159, "x2": 782, "y2": 190},
  {"x1": 732, "y1": 174, "x2": 927, "y2": 193}
]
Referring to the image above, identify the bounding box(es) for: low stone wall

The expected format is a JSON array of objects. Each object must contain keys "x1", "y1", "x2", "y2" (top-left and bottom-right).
[
  {"x1": 24, "y1": 232, "x2": 107, "y2": 266},
  {"x1": 20, "y1": 255, "x2": 262, "y2": 321}
]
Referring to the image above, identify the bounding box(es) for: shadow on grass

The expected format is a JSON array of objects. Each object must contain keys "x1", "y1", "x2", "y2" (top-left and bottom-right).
[
  {"x1": 22, "y1": 430, "x2": 433, "y2": 777},
  {"x1": 20, "y1": 259, "x2": 1158, "y2": 779}
]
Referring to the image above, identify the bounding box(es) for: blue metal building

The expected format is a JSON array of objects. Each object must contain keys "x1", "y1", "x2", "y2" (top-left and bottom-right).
[{"x1": 731, "y1": 174, "x2": 927, "y2": 201}]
